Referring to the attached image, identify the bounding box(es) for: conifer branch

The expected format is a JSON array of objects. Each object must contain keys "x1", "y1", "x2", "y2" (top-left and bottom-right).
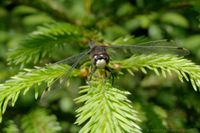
[
  {"x1": 21, "y1": 108, "x2": 61, "y2": 133},
  {"x1": 75, "y1": 80, "x2": 142, "y2": 133},
  {"x1": 0, "y1": 64, "x2": 79, "y2": 122},
  {"x1": 112, "y1": 54, "x2": 200, "y2": 91},
  {"x1": 7, "y1": 23, "x2": 84, "y2": 65}
]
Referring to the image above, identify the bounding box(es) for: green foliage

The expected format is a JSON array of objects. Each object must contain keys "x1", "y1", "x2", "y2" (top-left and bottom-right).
[
  {"x1": 142, "y1": 104, "x2": 167, "y2": 133},
  {"x1": 75, "y1": 80, "x2": 141, "y2": 133},
  {"x1": 3, "y1": 120, "x2": 20, "y2": 133},
  {"x1": 2, "y1": 109, "x2": 61, "y2": 133},
  {"x1": 113, "y1": 54, "x2": 200, "y2": 91},
  {"x1": 0, "y1": 64, "x2": 78, "y2": 122},
  {"x1": 21, "y1": 108, "x2": 61, "y2": 133},
  {"x1": 7, "y1": 23, "x2": 84, "y2": 65}
]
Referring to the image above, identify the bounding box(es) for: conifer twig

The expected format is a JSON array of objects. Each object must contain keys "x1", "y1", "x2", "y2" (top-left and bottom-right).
[
  {"x1": 75, "y1": 80, "x2": 142, "y2": 133},
  {"x1": 0, "y1": 64, "x2": 78, "y2": 122},
  {"x1": 112, "y1": 54, "x2": 200, "y2": 91}
]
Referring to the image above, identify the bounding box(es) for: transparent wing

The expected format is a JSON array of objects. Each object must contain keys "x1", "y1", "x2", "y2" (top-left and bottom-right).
[
  {"x1": 55, "y1": 51, "x2": 90, "y2": 65},
  {"x1": 40, "y1": 50, "x2": 90, "y2": 103},
  {"x1": 40, "y1": 50, "x2": 90, "y2": 101},
  {"x1": 106, "y1": 40, "x2": 190, "y2": 60},
  {"x1": 50, "y1": 50, "x2": 90, "y2": 82}
]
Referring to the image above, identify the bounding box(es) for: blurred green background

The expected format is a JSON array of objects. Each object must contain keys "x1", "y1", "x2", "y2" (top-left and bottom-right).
[{"x1": 0, "y1": 0, "x2": 200, "y2": 132}]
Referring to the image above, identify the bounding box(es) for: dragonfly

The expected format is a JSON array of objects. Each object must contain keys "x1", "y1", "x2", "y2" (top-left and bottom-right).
[{"x1": 53, "y1": 39, "x2": 190, "y2": 84}]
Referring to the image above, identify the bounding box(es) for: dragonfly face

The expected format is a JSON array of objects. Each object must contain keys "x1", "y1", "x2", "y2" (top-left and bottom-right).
[{"x1": 90, "y1": 45, "x2": 109, "y2": 69}]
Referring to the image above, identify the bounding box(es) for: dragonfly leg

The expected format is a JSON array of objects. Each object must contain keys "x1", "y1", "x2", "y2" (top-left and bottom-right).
[
  {"x1": 87, "y1": 65, "x2": 97, "y2": 81},
  {"x1": 105, "y1": 66, "x2": 115, "y2": 85},
  {"x1": 87, "y1": 65, "x2": 115, "y2": 85}
]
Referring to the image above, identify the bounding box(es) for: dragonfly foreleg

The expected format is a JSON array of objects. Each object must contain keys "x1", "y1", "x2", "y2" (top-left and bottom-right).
[
  {"x1": 105, "y1": 66, "x2": 115, "y2": 85},
  {"x1": 87, "y1": 65, "x2": 97, "y2": 82},
  {"x1": 87, "y1": 65, "x2": 115, "y2": 85}
]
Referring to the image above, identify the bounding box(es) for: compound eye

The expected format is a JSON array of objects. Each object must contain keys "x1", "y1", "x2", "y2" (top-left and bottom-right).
[
  {"x1": 103, "y1": 55, "x2": 109, "y2": 61},
  {"x1": 93, "y1": 55, "x2": 99, "y2": 63},
  {"x1": 104, "y1": 55, "x2": 108, "y2": 60},
  {"x1": 94, "y1": 55, "x2": 98, "y2": 60}
]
